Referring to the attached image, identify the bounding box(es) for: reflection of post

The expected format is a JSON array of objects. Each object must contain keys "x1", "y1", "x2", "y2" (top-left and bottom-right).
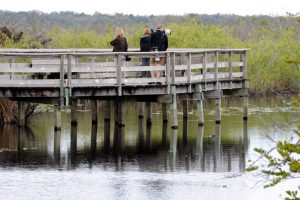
[
  {"x1": 54, "y1": 105, "x2": 61, "y2": 131},
  {"x1": 17, "y1": 127, "x2": 25, "y2": 163},
  {"x1": 137, "y1": 117, "x2": 144, "y2": 152},
  {"x1": 182, "y1": 100, "x2": 188, "y2": 145},
  {"x1": 18, "y1": 101, "x2": 25, "y2": 127},
  {"x1": 91, "y1": 100, "x2": 98, "y2": 156},
  {"x1": 91, "y1": 123, "x2": 97, "y2": 156},
  {"x1": 146, "y1": 102, "x2": 152, "y2": 125},
  {"x1": 115, "y1": 100, "x2": 125, "y2": 127},
  {"x1": 113, "y1": 123, "x2": 124, "y2": 155},
  {"x1": 54, "y1": 130, "x2": 61, "y2": 164},
  {"x1": 170, "y1": 85, "x2": 178, "y2": 153},
  {"x1": 162, "y1": 103, "x2": 168, "y2": 122},
  {"x1": 240, "y1": 121, "x2": 248, "y2": 172},
  {"x1": 71, "y1": 99, "x2": 78, "y2": 126},
  {"x1": 196, "y1": 126, "x2": 204, "y2": 158},
  {"x1": 162, "y1": 121, "x2": 168, "y2": 146},
  {"x1": 213, "y1": 123, "x2": 221, "y2": 172},
  {"x1": 169, "y1": 150, "x2": 177, "y2": 171},
  {"x1": 145, "y1": 123, "x2": 151, "y2": 152},
  {"x1": 70, "y1": 124, "x2": 77, "y2": 158},
  {"x1": 104, "y1": 101, "x2": 111, "y2": 152}
]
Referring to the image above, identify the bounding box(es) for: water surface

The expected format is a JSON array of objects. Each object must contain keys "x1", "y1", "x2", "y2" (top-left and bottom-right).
[{"x1": 0, "y1": 96, "x2": 298, "y2": 200}]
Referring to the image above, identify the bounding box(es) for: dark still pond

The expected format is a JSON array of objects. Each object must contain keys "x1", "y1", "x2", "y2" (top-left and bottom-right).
[{"x1": 0, "y1": 96, "x2": 298, "y2": 200}]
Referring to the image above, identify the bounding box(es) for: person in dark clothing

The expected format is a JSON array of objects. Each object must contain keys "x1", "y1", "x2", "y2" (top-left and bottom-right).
[
  {"x1": 140, "y1": 28, "x2": 152, "y2": 77},
  {"x1": 110, "y1": 27, "x2": 128, "y2": 52},
  {"x1": 150, "y1": 24, "x2": 168, "y2": 78}
]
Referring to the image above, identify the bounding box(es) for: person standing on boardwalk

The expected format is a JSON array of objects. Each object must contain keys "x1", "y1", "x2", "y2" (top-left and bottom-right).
[
  {"x1": 110, "y1": 27, "x2": 130, "y2": 61},
  {"x1": 140, "y1": 28, "x2": 152, "y2": 77},
  {"x1": 150, "y1": 24, "x2": 168, "y2": 78}
]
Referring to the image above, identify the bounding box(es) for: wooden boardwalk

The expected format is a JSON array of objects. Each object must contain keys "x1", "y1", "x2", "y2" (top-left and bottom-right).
[{"x1": 0, "y1": 48, "x2": 249, "y2": 152}]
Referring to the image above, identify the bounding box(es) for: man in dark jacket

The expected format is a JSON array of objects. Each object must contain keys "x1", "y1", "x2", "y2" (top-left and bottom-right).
[
  {"x1": 150, "y1": 24, "x2": 168, "y2": 78},
  {"x1": 140, "y1": 28, "x2": 152, "y2": 77}
]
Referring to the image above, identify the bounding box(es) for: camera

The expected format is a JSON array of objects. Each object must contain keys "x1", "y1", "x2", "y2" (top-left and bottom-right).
[{"x1": 152, "y1": 28, "x2": 172, "y2": 36}]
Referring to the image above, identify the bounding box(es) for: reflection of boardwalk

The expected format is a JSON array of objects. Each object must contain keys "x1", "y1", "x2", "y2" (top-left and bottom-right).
[
  {"x1": 0, "y1": 48, "x2": 249, "y2": 153},
  {"x1": 0, "y1": 118, "x2": 249, "y2": 173}
]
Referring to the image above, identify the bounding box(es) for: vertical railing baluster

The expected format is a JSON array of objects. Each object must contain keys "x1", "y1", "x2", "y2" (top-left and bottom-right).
[
  {"x1": 59, "y1": 55, "x2": 65, "y2": 106},
  {"x1": 203, "y1": 52, "x2": 207, "y2": 84},
  {"x1": 166, "y1": 52, "x2": 171, "y2": 94},
  {"x1": 66, "y1": 54, "x2": 72, "y2": 106},
  {"x1": 187, "y1": 52, "x2": 192, "y2": 93},
  {"x1": 240, "y1": 51, "x2": 247, "y2": 79},
  {"x1": 229, "y1": 51, "x2": 233, "y2": 89},
  {"x1": 171, "y1": 53, "x2": 176, "y2": 84},
  {"x1": 117, "y1": 54, "x2": 122, "y2": 96},
  {"x1": 214, "y1": 51, "x2": 219, "y2": 83}
]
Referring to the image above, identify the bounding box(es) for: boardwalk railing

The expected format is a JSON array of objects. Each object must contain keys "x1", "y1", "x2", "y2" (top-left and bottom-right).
[{"x1": 0, "y1": 49, "x2": 248, "y2": 102}]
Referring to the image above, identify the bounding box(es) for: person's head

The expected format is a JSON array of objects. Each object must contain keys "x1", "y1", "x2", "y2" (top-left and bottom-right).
[
  {"x1": 143, "y1": 28, "x2": 151, "y2": 35},
  {"x1": 156, "y1": 24, "x2": 163, "y2": 30},
  {"x1": 115, "y1": 27, "x2": 124, "y2": 38}
]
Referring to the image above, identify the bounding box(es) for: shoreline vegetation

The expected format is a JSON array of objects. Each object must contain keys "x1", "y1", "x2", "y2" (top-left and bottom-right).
[{"x1": 0, "y1": 11, "x2": 300, "y2": 95}]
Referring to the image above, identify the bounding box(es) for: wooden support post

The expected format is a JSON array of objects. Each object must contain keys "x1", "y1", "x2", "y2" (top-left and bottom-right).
[
  {"x1": 146, "y1": 102, "x2": 152, "y2": 125},
  {"x1": 243, "y1": 96, "x2": 248, "y2": 120},
  {"x1": 195, "y1": 84, "x2": 204, "y2": 126},
  {"x1": 162, "y1": 121, "x2": 167, "y2": 146},
  {"x1": 18, "y1": 101, "x2": 25, "y2": 127},
  {"x1": 54, "y1": 105, "x2": 61, "y2": 131},
  {"x1": 104, "y1": 101, "x2": 111, "y2": 151},
  {"x1": 91, "y1": 100, "x2": 98, "y2": 124},
  {"x1": 162, "y1": 103, "x2": 168, "y2": 122},
  {"x1": 138, "y1": 102, "x2": 145, "y2": 119},
  {"x1": 182, "y1": 100, "x2": 188, "y2": 144},
  {"x1": 71, "y1": 99, "x2": 78, "y2": 126},
  {"x1": 170, "y1": 85, "x2": 178, "y2": 153},
  {"x1": 215, "y1": 97, "x2": 221, "y2": 124},
  {"x1": 115, "y1": 100, "x2": 125, "y2": 127}
]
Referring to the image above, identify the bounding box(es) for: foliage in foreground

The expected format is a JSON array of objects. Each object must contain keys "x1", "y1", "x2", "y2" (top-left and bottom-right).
[{"x1": 247, "y1": 94, "x2": 300, "y2": 199}]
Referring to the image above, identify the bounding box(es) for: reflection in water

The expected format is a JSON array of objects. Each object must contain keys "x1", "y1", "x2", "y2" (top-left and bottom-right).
[
  {"x1": 137, "y1": 118, "x2": 144, "y2": 153},
  {"x1": 0, "y1": 97, "x2": 294, "y2": 200},
  {"x1": 162, "y1": 121, "x2": 167, "y2": 146},
  {"x1": 0, "y1": 100, "x2": 255, "y2": 174},
  {"x1": 17, "y1": 127, "x2": 24, "y2": 164},
  {"x1": 54, "y1": 130, "x2": 61, "y2": 165},
  {"x1": 213, "y1": 123, "x2": 221, "y2": 172},
  {"x1": 104, "y1": 120, "x2": 110, "y2": 153},
  {"x1": 195, "y1": 126, "x2": 204, "y2": 170},
  {"x1": 145, "y1": 124, "x2": 151, "y2": 152},
  {"x1": 240, "y1": 121, "x2": 248, "y2": 171},
  {"x1": 70, "y1": 125, "x2": 77, "y2": 166},
  {"x1": 91, "y1": 123, "x2": 97, "y2": 157}
]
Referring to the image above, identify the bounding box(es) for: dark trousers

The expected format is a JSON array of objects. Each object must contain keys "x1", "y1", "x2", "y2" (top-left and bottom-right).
[{"x1": 141, "y1": 58, "x2": 150, "y2": 77}]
